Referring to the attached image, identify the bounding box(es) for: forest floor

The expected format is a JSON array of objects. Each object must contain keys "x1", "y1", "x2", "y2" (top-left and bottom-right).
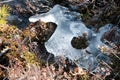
[{"x1": 0, "y1": 0, "x2": 120, "y2": 80}]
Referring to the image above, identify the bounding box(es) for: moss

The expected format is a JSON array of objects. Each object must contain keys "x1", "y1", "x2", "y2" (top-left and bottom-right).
[
  {"x1": 71, "y1": 35, "x2": 88, "y2": 49},
  {"x1": 0, "y1": 4, "x2": 42, "y2": 79},
  {"x1": 0, "y1": 5, "x2": 10, "y2": 24},
  {"x1": 21, "y1": 50, "x2": 39, "y2": 65}
]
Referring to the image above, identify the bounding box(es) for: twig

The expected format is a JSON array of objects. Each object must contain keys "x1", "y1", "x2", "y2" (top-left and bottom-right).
[
  {"x1": 0, "y1": 64, "x2": 8, "y2": 69},
  {"x1": 47, "y1": 54, "x2": 54, "y2": 80},
  {"x1": 113, "y1": 72, "x2": 120, "y2": 79},
  {"x1": 101, "y1": 60, "x2": 113, "y2": 70},
  {"x1": 0, "y1": 0, "x2": 13, "y2": 4},
  {"x1": 0, "y1": 47, "x2": 10, "y2": 57},
  {"x1": 21, "y1": 37, "x2": 29, "y2": 44}
]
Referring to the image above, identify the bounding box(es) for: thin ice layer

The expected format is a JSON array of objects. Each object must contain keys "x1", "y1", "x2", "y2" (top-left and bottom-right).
[{"x1": 29, "y1": 5, "x2": 112, "y2": 71}]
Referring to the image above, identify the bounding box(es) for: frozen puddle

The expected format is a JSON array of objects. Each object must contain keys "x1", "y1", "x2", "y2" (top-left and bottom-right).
[{"x1": 29, "y1": 5, "x2": 112, "y2": 73}]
